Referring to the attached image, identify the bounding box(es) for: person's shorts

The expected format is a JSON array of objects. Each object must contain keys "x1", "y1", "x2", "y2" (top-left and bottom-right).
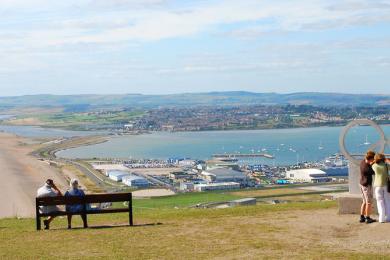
[{"x1": 360, "y1": 184, "x2": 373, "y2": 204}]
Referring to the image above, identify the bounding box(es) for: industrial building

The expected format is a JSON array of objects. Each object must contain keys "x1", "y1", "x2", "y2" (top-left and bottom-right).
[
  {"x1": 205, "y1": 159, "x2": 240, "y2": 171},
  {"x1": 122, "y1": 175, "x2": 149, "y2": 187},
  {"x1": 169, "y1": 171, "x2": 198, "y2": 180},
  {"x1": 107, "y1": 170, "x2": 131, "y2": 182},
  {"x1": 201, "y1": 168, "x2": 248, "y2": 184},
  {"x1": 194, "y1": 182, "x2": 240, "y2": 192},
  {"x1": 178, "y1": 159, "x2": 197, "y2": 167},
  {"x1": 285, "y1": 168, "x2": 330, "y2": 183},
  {"x1": 179, "y1": 182, "x2": 195, "y2": 191}
]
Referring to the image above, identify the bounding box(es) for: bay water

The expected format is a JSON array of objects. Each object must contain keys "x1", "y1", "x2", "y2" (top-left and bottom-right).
[{"x1": 55, "y1": 125, "x2": 390, "y2": 165}]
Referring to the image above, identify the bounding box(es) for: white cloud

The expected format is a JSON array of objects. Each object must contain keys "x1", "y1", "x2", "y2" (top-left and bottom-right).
[
  {"x1": 2, "y1": 0, "x2": 390, "y2": 46},
  {"x1": 0, "y1": 0, "x2": 389, "y2": 85}
]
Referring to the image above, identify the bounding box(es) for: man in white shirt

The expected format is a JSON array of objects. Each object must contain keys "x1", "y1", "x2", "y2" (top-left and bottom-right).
[{"x1": 37, "y1": 179, "x2": 62, "y2": 229}]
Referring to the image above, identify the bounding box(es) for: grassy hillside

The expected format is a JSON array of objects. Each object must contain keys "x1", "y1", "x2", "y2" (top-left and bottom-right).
[
  {"x1": 1, "y1": 200, "x2": 386, "y2": 259},
  {"x1": 2, "y1": 187, "x2": 387, "y2": 259},
  {"x1": 0, "y1": 92, "x2": 388, "y2": 112}
]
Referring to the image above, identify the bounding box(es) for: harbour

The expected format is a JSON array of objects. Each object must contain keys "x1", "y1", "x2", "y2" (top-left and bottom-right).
[{"x1": 55, "y1": 125, "x2": 390, "y2": 166}]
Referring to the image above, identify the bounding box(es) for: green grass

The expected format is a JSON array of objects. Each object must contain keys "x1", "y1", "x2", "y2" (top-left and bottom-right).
[
  {"x1": 11, "y1": 110, "x2": 145, "y2": 130},
  {"x1": 133, "y1": 191, "x2": 241, "y2": 209},
  {"x1": 1, "y1": 200, "x2": 385, "y2": 259},
  {"x1": 1, "y1": 188, "x2": 382, "y2": 259},
  {"x1": 0, "y1": 201, "x2": 335, "y2": 259},
  {"x1": 131, "y1": 185, "x2": 347, "y2": 210},
  {"x1": 39, "y1": 111, "x2": 144, "y2": 124}
]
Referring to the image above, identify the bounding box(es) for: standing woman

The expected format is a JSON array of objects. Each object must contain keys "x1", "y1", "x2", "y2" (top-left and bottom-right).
[{"x1": 373, "y1": 154, "x2": 390, "y2": 223}]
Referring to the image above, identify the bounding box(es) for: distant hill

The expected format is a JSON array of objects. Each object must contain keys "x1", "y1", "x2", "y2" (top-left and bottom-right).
[{"x1": 0, "y1": 92, "x2": 388, "y2": 111}]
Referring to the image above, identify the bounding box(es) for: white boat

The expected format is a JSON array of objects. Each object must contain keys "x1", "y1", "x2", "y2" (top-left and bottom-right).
[{"x1": 363, "y1": 135, "x2": 370, "y2": 145}]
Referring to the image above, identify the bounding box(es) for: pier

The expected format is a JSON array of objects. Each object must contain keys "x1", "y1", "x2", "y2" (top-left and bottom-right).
[{"x1": 212, "y1": 153, "x2": 275, "y2": 159}]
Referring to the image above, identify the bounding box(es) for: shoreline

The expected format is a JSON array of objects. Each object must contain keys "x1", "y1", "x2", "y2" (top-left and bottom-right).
[
  {"x1": 34, "y1": 135, "x2": 109, "y2": 159},
  {"x1": 2, "y1": 123, "x2": 388, "y2": 166},
  {"x1": 0, "y1": 132, "x2": 68, "y2": 218},
  {"x1": 2, "y1": 122, "x2": 389, "y2": 137}
]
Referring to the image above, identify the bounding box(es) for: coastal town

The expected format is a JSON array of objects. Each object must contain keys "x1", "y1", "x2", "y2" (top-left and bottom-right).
[
  {"x1": 1, "y1": 104, "x2": 388, "y2": 133},
  {"x1": 81, "y1": 153, "x2": 348, "y2": 195},
  {"x1": 119, "y1": 105, "x2": 390, "y2": 132}
]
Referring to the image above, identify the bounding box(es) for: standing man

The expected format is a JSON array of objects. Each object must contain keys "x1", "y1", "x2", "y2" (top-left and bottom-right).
[
  {"x1": 359, "y1": 150, "x2": 376, "y2": 224},
  {"x1": 37, "y1": 179, "x2": 62, "y2": 229}
]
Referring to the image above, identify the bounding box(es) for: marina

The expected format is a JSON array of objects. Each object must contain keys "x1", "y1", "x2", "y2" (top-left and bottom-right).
[
  {"x1": 212, "y1": 153, "x2": 274, "y2": 159},
  {"x1": 0, "y1": 124, "x2": 388, "y2": 166},
  {"x1": 55, "y1": 125, "x2": 390, "y2": 166}
]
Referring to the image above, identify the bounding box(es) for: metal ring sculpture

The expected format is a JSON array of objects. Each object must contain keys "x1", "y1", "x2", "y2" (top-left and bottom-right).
[{"x1": 339, "y1": 119, "x2": 388, "y2": 165}]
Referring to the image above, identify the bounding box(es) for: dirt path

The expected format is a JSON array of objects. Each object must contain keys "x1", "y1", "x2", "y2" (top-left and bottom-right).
[
  {"x1": 0, "y1": 133, "x2": 67, "y2": 218},
  {"x1": 279, "y1": 208, "x2": 390, "y2": 255}
]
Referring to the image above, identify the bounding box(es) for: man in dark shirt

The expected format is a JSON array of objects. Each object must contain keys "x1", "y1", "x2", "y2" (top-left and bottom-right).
[{"x1": 359, "y1": 150, "x2": 376, "y2": 223}]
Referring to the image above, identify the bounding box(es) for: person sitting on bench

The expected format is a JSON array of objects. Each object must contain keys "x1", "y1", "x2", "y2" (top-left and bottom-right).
[
  {"x1": 65, "y1": 178, "x2": 87, "y2": 229},
  {"x1": 37, "y1": 179, "x2": 62, "y2": 230}
]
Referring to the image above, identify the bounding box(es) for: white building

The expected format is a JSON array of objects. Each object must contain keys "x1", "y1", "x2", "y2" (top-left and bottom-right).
[
  {"x1": 201, "y1": 168, "x2": 248, "y2": 184},
  {"x1": 122, "y1": 175, "x2": 149, "y2": 187},
  {"x1": 179, "y1": 182, "x2": 195, "y2": 191},
  {"x1": 285, "y1": 168, "x2": 330, "y2": 183},
  {"x1": 194, "y1": 182, "x2": 240, "y2": 192},
  {"x1": 107, "y1": 170, "x2": 131, "y2": 182},
  {"x1": 178, "y1": 159, "x2": 196, "y2": 167}
]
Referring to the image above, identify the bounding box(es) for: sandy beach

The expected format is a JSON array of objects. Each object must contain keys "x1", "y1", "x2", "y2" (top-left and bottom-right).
[{"x1": 0, "y1": 133, "x2": 67, "y2": 218}]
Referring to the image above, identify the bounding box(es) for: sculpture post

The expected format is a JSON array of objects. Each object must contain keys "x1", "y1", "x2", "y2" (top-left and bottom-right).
[{"x1": 339, "y1": 119, "x2": 386, "y2": 195}]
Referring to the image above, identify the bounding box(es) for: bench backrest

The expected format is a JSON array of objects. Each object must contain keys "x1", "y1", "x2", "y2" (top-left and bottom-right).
[{"x1": 36, "y1": 192, "x2": 132, "y2": 206}]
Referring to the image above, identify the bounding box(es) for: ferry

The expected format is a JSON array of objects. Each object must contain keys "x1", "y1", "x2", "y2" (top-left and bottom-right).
[{"x1": 321, "y1": 154, "x2": 348, "y2": 176}]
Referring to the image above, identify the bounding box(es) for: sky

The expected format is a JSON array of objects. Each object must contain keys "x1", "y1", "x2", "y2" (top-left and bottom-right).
[{"x1": 0, "y1": 0, "x2": 389, "y2": 96}]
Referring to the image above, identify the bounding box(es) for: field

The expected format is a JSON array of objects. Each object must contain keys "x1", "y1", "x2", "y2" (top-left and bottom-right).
[
  {"x1": 2, "y1": 188, "x2": 389, "y2": 259},
  {"x1": 5, "y1": 110, "x2": 145, "y2": 130}
]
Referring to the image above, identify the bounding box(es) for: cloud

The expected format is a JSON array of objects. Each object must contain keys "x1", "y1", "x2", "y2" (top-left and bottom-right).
[
  {"x1": 0, "y1": 0, "x2": 390, "y2": 90},
  {"x1": 2, "y1": 0, "x2": 390, "y2": 46}
]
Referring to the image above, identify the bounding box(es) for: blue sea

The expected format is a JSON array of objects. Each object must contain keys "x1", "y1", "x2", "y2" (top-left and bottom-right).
[
  {"x1": 1, "y1": 124, "x2": 388, "y2": 166},
  {"x1": 53, "y1": 125, "x2": 389, "y2": 166}
]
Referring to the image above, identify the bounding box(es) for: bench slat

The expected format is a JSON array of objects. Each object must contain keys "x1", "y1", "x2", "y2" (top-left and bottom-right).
[
  {"x1": 37, "y1": 196, "x2": 84, "y2": 205},
  {"x1": 40, "y1": 208, "x2": 130, "y2": 217},
  {"x1": 37, "y1": 193, "x2": 132, "y2": 206},
  {"x1": 85, "y1": 193, "x2": 131, "y2": 203}
]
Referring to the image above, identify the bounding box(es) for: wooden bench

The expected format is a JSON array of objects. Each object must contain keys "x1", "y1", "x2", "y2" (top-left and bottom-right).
[{"x1": 36, "y1": 193, "x2": 133, "y2": 230}]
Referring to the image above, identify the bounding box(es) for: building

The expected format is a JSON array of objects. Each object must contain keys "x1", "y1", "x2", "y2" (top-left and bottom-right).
[
  {"x1": 122, "y1": 175, "x2": 149, "y2": 187},
  {"x1": 169, "y1": 171, "x2": 197, "y2": 180},
  {"x1": 178, "y1": 159, "x2": 196, "y2": 167},
  {"x1": 179, "y1": 182, "x2": 194, "y2": 191},
  {"x1": 201, "y1": 168, "x2": 248, "y2": 184},
  {"x1": 285, "y1": 168, "x2": 330, "y2": 183},
  {"x1": 206, "y1": 159, "x2": 240, "y2": 171},
  {"x1": 107, "y1": 170, "x2": 131, "y2": 182},
  {"x1": 194, "y1": 182, "x2": 240, "y2": 192}
]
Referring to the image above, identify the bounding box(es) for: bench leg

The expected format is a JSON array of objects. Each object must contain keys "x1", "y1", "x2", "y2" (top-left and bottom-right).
[
  {"x1": 82, "y1": 214, "x2": 88, "y2": 228},
  {"x1": 36, "y1": 216, "x2": 41, "y2": 231},
  {"x1": 129, "y1": 194, "x2": 133, "y2": 226},
  {"x1": 35, "y1": 201, "x2": 41, "y2": 231},
  {"x1": 82, "y1": 202, "x2": 88, "y2": 228}
]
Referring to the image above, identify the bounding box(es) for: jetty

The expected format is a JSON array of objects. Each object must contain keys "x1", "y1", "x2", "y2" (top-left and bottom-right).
[{"x1": 212, "y1": 153, "x2": 275, "y2": 159}]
